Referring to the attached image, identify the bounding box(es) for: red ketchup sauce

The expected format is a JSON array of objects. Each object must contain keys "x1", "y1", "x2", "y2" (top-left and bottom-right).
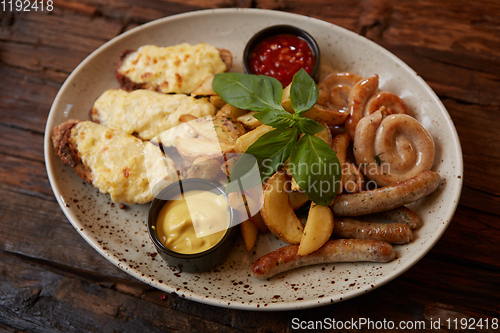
[{"x1": 249, "y1": 34, "x2": 315, "y2": 87}]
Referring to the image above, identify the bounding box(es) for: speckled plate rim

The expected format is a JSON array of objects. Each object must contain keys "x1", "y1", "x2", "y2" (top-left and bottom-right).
[{"x1": 44, "y1": 8, "x2": 463, "y2": 311}]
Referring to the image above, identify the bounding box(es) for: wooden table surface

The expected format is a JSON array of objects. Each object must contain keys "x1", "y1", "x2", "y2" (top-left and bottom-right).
[{"x1": 1, "y1": 0, "x2": 499, "y2": 332}]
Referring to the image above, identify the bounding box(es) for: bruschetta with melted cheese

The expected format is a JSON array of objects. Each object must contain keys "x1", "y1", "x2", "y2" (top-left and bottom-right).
[
  {"x1": 89, "y1": 89, "x2": 216, "y2": 141},
  {"x1": 115, "y1": 43, "x2": 232, "y2": 94},
  {"x1": 51, "y1": 120, "x2": 177, "y2": 205}
]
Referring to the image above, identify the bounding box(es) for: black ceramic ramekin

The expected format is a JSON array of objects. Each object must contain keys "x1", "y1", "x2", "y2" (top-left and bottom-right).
[
  {"x1": 147, "y1": 178, "x2": 237, "y2": 273},
  {"x1": 243, "y1": 24, "x2": 321, "y2": 82}
]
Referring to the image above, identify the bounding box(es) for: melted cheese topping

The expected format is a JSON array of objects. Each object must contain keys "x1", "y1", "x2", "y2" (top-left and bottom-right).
[
  {"x1": 70, "y1": 121, "x2": 176, "y2": 204},
  {"x1": 93, "y1": 89, "x2": 215, "y2": 141},
  {"x1": 118, "y1": 43, "x2": 227, "y2": 94}
]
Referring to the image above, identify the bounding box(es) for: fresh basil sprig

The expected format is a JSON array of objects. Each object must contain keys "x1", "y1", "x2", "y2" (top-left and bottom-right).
[
  {"x1": 289, "y1": 134, "x2": 341, "y2": 206},
  {"x1": 211, "y1": 73, "x2": 283, "y2": 112},
  {"x1": 212, "y1": 68, "x2": 341, "y2": 206},
  {"x1": 290, "y1": 68, "x2": 319, "y2": 114}
]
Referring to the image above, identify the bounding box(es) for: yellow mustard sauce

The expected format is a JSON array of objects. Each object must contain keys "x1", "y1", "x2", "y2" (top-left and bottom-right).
[{"x1": 156, "y1": 190, "x2": 230, "y2": 254}]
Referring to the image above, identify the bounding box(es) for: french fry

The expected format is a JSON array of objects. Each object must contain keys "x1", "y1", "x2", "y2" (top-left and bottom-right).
[{"x1": 240, "y1": 219, "x2": 259, "y2": 251}]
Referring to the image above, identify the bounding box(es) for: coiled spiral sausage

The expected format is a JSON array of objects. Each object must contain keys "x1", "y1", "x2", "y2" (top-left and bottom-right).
[{"x1": 353, "y1": 110, "x2": 435, "y2": 186}]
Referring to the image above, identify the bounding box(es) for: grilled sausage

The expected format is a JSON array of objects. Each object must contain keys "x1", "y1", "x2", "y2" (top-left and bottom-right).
[
  {"x1": 378, "y1": 206, "x2": 423, "y2": 229},
  {"x1": 353, "y1": 110, "x2": 436, "y2": 186},
  {"x1": 252, "y1": 239, "x2": 395, "y2": 279},
  {"x1": 333, "y1": 218, "x2": 413, "y2": 244},
  {"x1": 332, "y1": 171, "x2": 441, "y2": 216}
]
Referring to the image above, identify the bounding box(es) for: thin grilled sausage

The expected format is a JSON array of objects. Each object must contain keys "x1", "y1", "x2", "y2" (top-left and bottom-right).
[
  {"x1": 332, "y1": 171, "x2": 441, "y2": 216},
  {"x1": 333, "y1": 218, "x2": 413, "y2": 244},
  {"x1": 252, "y1": 239, "x2": 395, "y2": 279},
  {"x1": 378, "y1": 206, "x2": 423, "y2": 229}
]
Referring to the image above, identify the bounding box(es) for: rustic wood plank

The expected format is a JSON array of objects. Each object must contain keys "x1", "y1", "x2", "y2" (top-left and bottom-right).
[
  {"x1": 430, "y1": 206, "x2": 500, "y2": 268},
  {"x1": 459, "y1": 186, "x2": 500, "y2": 217},
  {"x1": 0, "y1": 124, "x2": 45, "y2": 162},
  {"x1": 0, "y1": 10, "x2": 123, "y2": 46},
  {"x1": 433, "y1": 213, "x2": 500, "y2": 270},
  {"x1": 364, "y1": 0, "x2": 500, "y2": 57},
  {"x1": 0, "y1": 184, "x2": 135, "y2": 279},
  {"x1": 379, "y1": 45, "x2": 500, "y2": 106},
  {"x1": 255, "y1": 0, "x2": 360, "y2": 31},
  {"x1": 0, "y1": 251, "x2": 240, "y2": 333},
  {"x1": 0, "y1": 154, "x2": 53, "y2": 198},
  {"x1": 440, "y1": 99, "x2": 500, "y2": 211},
  {"x1": 0, "y1": 65, "x2": 61, "y2": 133}
]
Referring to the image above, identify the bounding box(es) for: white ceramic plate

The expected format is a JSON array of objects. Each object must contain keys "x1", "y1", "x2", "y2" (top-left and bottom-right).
[{"x1": 44, "y1": 8, "x2": 463, "y2": 310}]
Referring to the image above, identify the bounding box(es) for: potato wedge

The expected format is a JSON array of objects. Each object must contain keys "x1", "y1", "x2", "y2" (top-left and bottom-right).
[
  {"x1": 213, "y1": 118, "x2": 240, "y2": 144},
  {"x1": 303, "y1": 104, "x2": 349, "y2": 126},
  {"x1": 240, "y1": 219, "x2": 259, "y2": 251},
  {"x1": 283, "y1": 82, "x2": 349, "y2": 126},
  {"x1": 249, "y1": 212, "x2": 268, "y2": 233},
  {"x1": 235, "y1": 124, "x2": 273, "y2": 153},
  {"x1": 183, "y1": 115, "x2": 239, "y2": 144},
  {"x1": 297, "y1": 204, "x2": 334, "y2": 256},
  {"x1": 227, "y1": 185, "x2": 262, "y2": 219},
  {"x1": 315, "y1": 123, "x2": 333, "y2": 146},
  {"x1": 289, "y1": 190, "x2": 309, "y2": 210},
  {"x1": 260, "y1": 171, "x2": 304, "y2": 244},
  {"x1": 216, "y1": 103, "x2": 248, "y2": 120},
  {"x1": 331, "y1": 133, "x2": 350, "y2": 160},
  {"x1": 210, "y1": 95, "x2": 226, "y2": 109},
  {"x1": 236, "y1": 111, "x2": 262, "y2": 129},
  {"x1": 175, "y1": 136, "x2": 232, "y2": 163},
  {"x1": 343, "y1": 162, "x2": 364, "y2": 193},
  {"x1": 282, "y1": 163, "x2": 302, "y2": 191},
  {"x1": 221, "y1": 156, "x2": 239, "y2": 177},
  {"x1": 185, "y1": 157, "x2": 222, "y2": 180},
  {"x1": 281, "y1": 83, "x2": 293, "y2": 113},
  {"x1": 182, "y1": 115, "x2": 217, "y2": 141},
  {"x1": 299, "y1": 123, "x2": 332, "y2": 146},
  {"x1": 331, "y1": 133, "x2": 350, "y2": 193}
]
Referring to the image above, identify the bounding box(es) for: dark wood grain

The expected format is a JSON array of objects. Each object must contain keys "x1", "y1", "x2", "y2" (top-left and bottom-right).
[{"x1": 1, "y1": 0, "x2": 499, "y2": 332}]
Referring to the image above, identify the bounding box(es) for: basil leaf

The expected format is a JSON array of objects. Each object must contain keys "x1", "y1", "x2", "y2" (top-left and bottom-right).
[
  {"x1": 253, "y1": 109, "x2": 294, "y2": 129},
  {"x1": 288, "y1": 134, "x2": 341, "y2": 206},
  {"x1": 290, "y1": 68, "x2": 319, "y2": 114},
  {"x1": 212, "y1": 73, "x2": 284, "y2": 112},
  {"x1": 229, "y1": 127, "x2": 298, "y2": 189},
  {"x1": 297, "y1": 117, "x2": 325, "y2": 135}
]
